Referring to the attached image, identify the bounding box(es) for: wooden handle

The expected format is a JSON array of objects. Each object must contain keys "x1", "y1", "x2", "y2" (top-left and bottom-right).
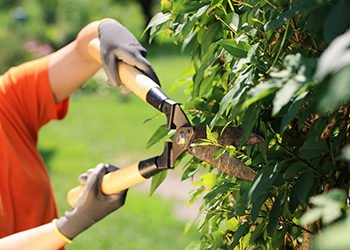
[
  {"x1": 88, "y1": 38, "x2": 159, "y2": 103},
  {"x1": 67, "y1": 162, "x2": 146, "y2": 207}
]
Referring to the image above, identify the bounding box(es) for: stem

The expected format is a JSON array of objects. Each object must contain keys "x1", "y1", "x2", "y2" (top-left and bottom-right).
[
  {"x1": 262, "y1": 0, "x2": 278, "y2": 10},
  {"x1": 232, "y1": 0, "x2": 254, "y2": 8},
  {"x1": 276, "y1": 141, "x2": 320, "y2": 175},
  {"x1": 227, "y1": 0, "x2": 235, "y2": 12},
  {"x1": 281, "y1": 217, "x2": 314, "y2": 234},
  {"x1": 267, "y1": 22, "x2": 289, "y2": 73},
  {"x1": 214, "y1": 14, "x2": 237, "y2": 36}
]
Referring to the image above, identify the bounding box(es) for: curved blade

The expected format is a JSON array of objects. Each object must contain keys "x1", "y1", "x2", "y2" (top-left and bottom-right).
[
  {"x1": 172, "y1": 126, "x2": 262, "y2": 181},
  {"x1": 189, "y1": 126, "x2": 264, "y2": 146},
  {"x1": 188, "y1": 145, "x2": 256, "y2": 181}
]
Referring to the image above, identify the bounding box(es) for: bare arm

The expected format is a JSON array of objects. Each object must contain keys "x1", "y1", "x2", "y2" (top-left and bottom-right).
[
  {"x1": 0, "y1": 223, "x2": 66, "y2": 250},
  {"x1": 0, "y1": 164, "x2": 127, "y2": 249},
  {"x1": 49, "y1": 21, "x2": 102, "y2": 103}
]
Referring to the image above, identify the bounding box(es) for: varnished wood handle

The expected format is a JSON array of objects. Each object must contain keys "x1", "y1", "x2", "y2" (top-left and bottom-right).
[{"x1": 67, "y1": 162, "x2": 146, "y2": 207}]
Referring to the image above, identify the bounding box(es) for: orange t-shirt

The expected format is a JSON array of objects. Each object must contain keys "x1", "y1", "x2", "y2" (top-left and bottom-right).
[{"x1": 0, "y1": 56, "x2": 69, "y2": 237}]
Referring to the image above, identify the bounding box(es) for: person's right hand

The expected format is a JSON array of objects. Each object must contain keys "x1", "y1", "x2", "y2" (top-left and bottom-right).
[
  {"x1": 98, "y1": 19, "x2": 160, "y2": 87},
  {"x1": 55, "y1": 163, "x2": 128, "y2": 240}
]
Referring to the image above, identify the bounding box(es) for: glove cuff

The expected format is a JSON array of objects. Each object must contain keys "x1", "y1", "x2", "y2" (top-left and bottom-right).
[
  {"x1": 52, "y1": 219, "x2": 73, "y2": 243},
  {"x1": 55, "y1": 209, "x2": 96, "y2": 240}
]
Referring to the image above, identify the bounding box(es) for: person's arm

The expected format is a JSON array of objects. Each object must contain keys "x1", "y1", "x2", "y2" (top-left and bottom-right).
[
  {"x1": 0, "y1": 223, "x2": 66, "y2": 250},
  {"x1": 0, "y1": 164, "x2": 127, "y2": 250},
  {"x1": 48, "y1": 19, "x2": 160, "y2": 103},
  {"x1": 48, "y1": 21, "x2": 101, "y2": 103}
]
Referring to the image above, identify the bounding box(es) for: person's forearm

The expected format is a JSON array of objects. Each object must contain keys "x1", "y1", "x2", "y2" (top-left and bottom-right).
[
  {"x1": 0, "y1": 223, "x2": 66, "y2": 250},
  {"x1": 49, "y1": 21, "x2": 102, "y2": 103}
]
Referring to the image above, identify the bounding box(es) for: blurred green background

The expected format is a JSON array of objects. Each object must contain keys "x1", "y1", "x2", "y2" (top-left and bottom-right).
[{"x1": 0, "y1": 0, "x2": 198, "y2": 249}]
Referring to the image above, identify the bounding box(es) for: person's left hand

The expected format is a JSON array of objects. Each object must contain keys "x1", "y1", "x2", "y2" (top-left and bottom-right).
[{"x1": 55, "y1": 163, "x2": 128, "y2": 240}]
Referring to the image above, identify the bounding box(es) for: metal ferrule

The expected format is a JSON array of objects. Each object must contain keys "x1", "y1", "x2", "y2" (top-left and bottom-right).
[
  {"x1": 138, "y1": 156, "x2": 163, "y2": 178},
  {"x1": 146, "y1": 87, "x2": 169, "y2": 111}
]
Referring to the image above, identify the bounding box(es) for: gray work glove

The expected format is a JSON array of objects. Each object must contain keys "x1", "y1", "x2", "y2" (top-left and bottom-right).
[
  {"x1": 55, "y1": 163, "x2": 127, "y2": 240},
  {"x1": 98, "y1": 19, "x2": 160, "y2": 87}
]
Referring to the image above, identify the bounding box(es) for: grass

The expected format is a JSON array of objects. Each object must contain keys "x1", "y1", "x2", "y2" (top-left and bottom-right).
[{"x1": 38, "y1": 43, "x2": 198, "y2": 249}]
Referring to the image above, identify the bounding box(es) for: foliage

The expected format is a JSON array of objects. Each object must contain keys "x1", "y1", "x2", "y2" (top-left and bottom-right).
[
  {"x1": 0, "y1": 0, "x2": 145, "y2": 74},
  {"x1": 148, "y1": 0, "x2": 350, "y2": 248}
]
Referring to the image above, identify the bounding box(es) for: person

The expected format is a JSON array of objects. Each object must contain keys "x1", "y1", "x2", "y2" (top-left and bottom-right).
[
  {"x1": 0, "y1": 163, "x2": 127, "y2": 250},
  {"x1": 0, "y1": 19, "x2": 160, "y2": 249}
]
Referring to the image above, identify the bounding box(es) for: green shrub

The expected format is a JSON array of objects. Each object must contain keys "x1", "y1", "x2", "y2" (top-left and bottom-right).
[{"x1": 149, "y1": 0, "x2": 350, "y2": 249}]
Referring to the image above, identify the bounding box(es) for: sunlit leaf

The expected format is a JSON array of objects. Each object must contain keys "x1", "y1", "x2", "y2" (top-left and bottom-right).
[
  {"x1": 272, "y1": 79, "x2": 300, "y2": 116},
  {"x1": 301, "y1": 189, "x2": 346, "y2": 225},
  {"x1": 315, "y1": 30, "x2": 350, "y2": 80},
  {"x1": 146, "y1": 124, "x2": 169, "y2": 149},
  {"x1": 150, "y1": 170, "x2": 167, "y2": 195},
  {"x1": 218, "y1": 39, "x2": 248, "y2": 58}
]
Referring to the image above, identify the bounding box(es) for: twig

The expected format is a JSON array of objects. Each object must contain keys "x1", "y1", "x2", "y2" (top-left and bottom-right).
[{"x1": 267, "y1": 22, "x2": 289, "y2": 73}]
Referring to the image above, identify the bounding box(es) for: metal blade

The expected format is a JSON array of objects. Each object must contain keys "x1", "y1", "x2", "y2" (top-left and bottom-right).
[
  {"x1": 188, "y1": 145, "x2": 256, "y2": 181},
  {"x1": 172, "y1": 126, "x2": 264, "y2": 164},
  {"x1": 172, "y1": 126, "x2": 263, "y2": 180},
  {"x1": 190, "y1": 126, "x2": 264, "y2": 146}
]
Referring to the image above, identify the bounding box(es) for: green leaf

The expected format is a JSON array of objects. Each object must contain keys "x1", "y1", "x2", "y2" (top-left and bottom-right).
[
  {"x1": 193, "y1": 173, "x2": 216, "y2": 188},
  {"x1": 299, "y1": 119, "x2": 329, "y2": 159},
  {"x1": 145, "y1": 12, "x2": 172, "y2": 39},
  {"x1": 323, "y1": 0, "x2": 350, "y2": 43},
  {"x1": 312, "y1": 211, "x2": 350, "y2": 250},
  {"x1": 283, "y1": 162, "x2": 307, "y2": 180},
  {"x1": 218, "y1": 39, "x2": 249, "y2": 58},
  {"x1": 173, "y1": 1, "x2": 210, "y2": 14},
  {"x1": 315, "y1": 30, "x2": 350, "y2": 80},
  {"x1": 301, "y1": 189, "x2": 347, "y2": 225},
  {"x1": 150, "y1": 170, "x2": 167, "y2": 195},
  {"x1": 294, "y1": 170, "x2": 315, "y2": 205},
  {"x1": 146, "y1": 124, "x2": 169, "y2": 149},
  {"x1": 248, "y1": 163, "x2": 281, "y2": 205},
  {"x1": 210, "y1": 80, "x2": 248, "y2": 127},
  {"x1": 315, "y1": 66, "x2": 350, "y2": 113},
  {"x1": 201, "y1": 22, "x2": 222, "y2": 59},
  {"x1": 289, "y1": 184, "x2": 299, "y2": 214},
  {"x1": 204, "y1": 182, "x2": 237, "y2": 201},
  {"x1": 300, "y1": 207, "x2": 324, "y2": 226},
  {"x1": 250, "y1": 193, "x2": 269, "y2": 222},
  {"x1": 242, "y1": 81, "x2": 280, "y2": 110},
  {"x1": 250, "y1": 222, "x2": 266, "y2": 243},
  {"x1": 193, "y1": 43, "x2": 220, "y2": 97},
  {"x1": 267, "y1": 194, "x2": 284, "y2": 236},
  {"x1": 280, "y1": 91, "x2": 308, "y2": 133},
  {"x1": 181, "y1": 160, "x2": 200, "y2": 180},
  {"x1": 342, "y1": 144, "x2": 350, "y2": 162},
  {"x1": 305, "y1": 6, "x2": 329, "y2": 35},
  {"x1": 231, "y1": 222, "x2": 250, "y2": 249},
  {"x1": 187, "y1": 186, "x2": 205, "y2": 206},
  {"x1": 239, "y1": 104, "x2": 259, "y2": 147},
  {"x1": 272, "y1": 79, "x2": 301, "y2": 116},
  {"x1": 146, "y1": 12, "x2": 172, "y2": 30},
  {"x1": 213, "y1": 147, "x2": 226, "y2": 159},
  {"x1": 206, "y1": 125, "x2": 219, "y2": 143}
]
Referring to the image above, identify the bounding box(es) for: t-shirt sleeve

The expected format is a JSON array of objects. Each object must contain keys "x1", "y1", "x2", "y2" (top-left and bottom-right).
[{"x1": 0, "y1": 56, "x2": 69, "y2": 133}]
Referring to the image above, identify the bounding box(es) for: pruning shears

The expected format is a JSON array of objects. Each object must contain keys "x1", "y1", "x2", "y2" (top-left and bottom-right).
[{"x1": 67, "y1": 39, "x2": 263, "y2": 207}]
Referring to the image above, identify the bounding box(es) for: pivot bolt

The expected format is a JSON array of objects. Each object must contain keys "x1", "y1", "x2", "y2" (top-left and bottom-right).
[{"x1": 177, "y1": 131, "x2": 186, "y2": 145}]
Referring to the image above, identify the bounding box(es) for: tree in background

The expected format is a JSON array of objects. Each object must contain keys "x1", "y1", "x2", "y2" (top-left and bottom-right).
[
  {"x1": 0, "y1": 0, "x2": 146, "y2": 73},
  {"x1": 148, "y1": 0, "x2": 350, "y2": 249}
]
